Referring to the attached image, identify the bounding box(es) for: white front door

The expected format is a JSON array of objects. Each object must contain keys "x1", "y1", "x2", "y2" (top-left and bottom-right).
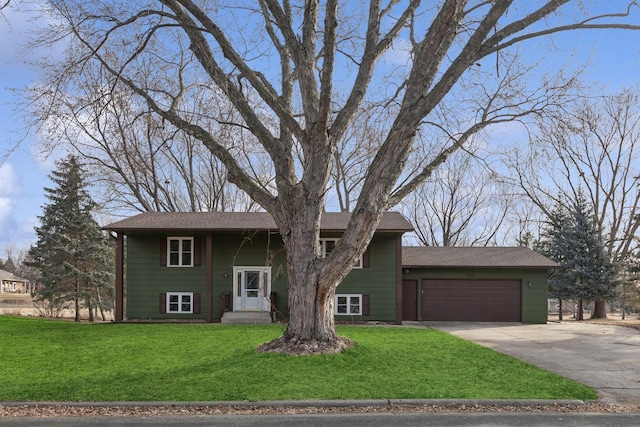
[{"x1": 233, "y1": 267, "x2": 271, "y2": 311}]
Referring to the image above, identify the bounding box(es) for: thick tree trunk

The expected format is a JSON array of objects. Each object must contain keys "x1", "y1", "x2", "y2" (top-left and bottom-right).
[
  {"x1": 591, "y1": 300, "x2": 608, "y2": 319},
  {"x1": 257, "y1": 226, "x2": 354, "y2": 355},
  {"x1": 257, "y1": 196, "x2": 356, "y2": 355},
  {"x1": 258, "y1": 268, "x2": 352, "y2": 355}
]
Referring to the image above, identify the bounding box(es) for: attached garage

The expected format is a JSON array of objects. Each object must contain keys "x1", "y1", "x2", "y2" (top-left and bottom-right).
[
  {"x1": 401, "y1": 247, "x2": 558, "y2": 323},
  {"x1": 421, "y1": 279, "x2": 521, "y2": 322}
]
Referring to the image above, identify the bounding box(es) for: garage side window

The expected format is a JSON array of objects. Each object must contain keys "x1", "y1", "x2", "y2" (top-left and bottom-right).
[{"x1": 168, "y1": 237, "x2": 193, "y2": 267}]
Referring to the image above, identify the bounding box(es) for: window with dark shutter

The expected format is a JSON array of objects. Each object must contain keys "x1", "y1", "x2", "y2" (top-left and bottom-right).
[
  {"x1": 164, "y1": 237, "x2": 194, "y2": 267},
  {"x1": 164, "y1": 292, "x2": 195, "y2": 313},
  {"x1": 335, "y1": 294, "x2": 365, "y2": 315},
  {"x1": 319, "y1": 238, "x2": 365, "y2": 269}
]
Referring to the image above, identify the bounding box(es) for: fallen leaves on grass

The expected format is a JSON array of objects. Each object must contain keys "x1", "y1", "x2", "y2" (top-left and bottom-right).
[{"x1": 2, "y1": 402, "x2": 640, "y2": 418}]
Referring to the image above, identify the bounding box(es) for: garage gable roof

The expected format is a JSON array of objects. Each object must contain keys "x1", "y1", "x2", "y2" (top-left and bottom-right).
[
  {"x1": 104, "y1": 211, "x2": 414, "y2": 233},
  {"x1": 402, "y1": 246, "x2": 558, "y2": 269}
]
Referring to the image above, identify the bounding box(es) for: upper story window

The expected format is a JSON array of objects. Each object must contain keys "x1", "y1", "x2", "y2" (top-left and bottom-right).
[
  {"x1": 168, "y1": 237, "x2": 193, "y2": 267},
  {"x1": 319, "y1": 238, "x2": 362, "y2": 269}
]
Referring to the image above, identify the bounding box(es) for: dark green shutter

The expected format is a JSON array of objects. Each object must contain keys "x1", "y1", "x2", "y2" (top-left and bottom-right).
[
  {"x1": 362, "y1": 245, "x2": 371, "y2": 268},
  {"x1": 160, "y1": 237, "x2": 167, "y2": 266},
  {"x1": 362, "y1": 294, "x2": 370, "y2": 316},
  {"x1": 194, "y1": 293, "x2": 201, "y2": 314},
  {"x1": 159, "y1": 292, "x2": 167, "y2": 313},
  {"x1": 193, "y1": 237, "x2": 201, "y2": 266}
]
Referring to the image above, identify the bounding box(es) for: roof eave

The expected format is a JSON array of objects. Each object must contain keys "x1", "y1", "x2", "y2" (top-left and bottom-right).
[{"x1": 403, "y1": 264, "x2": 558, "y2": 269}]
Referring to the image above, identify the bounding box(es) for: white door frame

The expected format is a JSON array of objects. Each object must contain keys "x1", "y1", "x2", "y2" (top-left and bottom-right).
[{"x1": 233, "y1": 266, "x2": 271, "y2": 312}]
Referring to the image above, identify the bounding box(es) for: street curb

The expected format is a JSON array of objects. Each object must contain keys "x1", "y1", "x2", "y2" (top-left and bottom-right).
[{"x1": 0, "y1": 399, "x2": 587, "y2": 408}]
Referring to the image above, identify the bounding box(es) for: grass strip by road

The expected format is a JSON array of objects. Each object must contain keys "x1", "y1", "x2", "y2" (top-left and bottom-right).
[{"x1": 0, "y1": 316, "x2": 596, "y2": 402}]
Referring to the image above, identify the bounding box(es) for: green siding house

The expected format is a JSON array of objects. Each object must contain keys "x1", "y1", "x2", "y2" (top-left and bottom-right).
[
  {"x1": 104, "y1": 213, "x2": 557, "y2": 324},
  {"x1": 105, "y1": 212, "x2": 412, "y2": 324}
]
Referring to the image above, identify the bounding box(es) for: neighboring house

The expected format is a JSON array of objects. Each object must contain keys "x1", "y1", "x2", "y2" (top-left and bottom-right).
[
  {"x1": 401, "y1": 247, "x2": 558, "y2": 323},
  {"x1": 104, "y1": 213, "x2": 557, "y2": 324},
  {"x1": 0, "y1": 269, "x2": 31, "y2": 294}
]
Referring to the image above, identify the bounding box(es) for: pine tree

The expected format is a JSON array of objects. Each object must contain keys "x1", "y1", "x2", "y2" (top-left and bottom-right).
[
  {"x1": 536, "y1": 192, "x2": 619, "y2": 320},
  {"x1": 26, "y1": 155, "x2": 114, "y2": 321},
  {"x1": 567, "y1": 193, "x2": 619, "y2": 319},
  {"x1": 536, "y1": 201, "x2": 575, "y2": 320}
]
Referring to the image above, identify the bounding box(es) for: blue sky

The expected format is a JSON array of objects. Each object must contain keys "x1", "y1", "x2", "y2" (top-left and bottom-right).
[{"x1": 1, "y1": 2, "x2": 640, "y2": 256}]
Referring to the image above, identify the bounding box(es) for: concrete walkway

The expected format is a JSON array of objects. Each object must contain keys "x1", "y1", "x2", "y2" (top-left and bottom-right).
[{"x1": 427, "y1": 322, "x2": 640, "y2": 405}]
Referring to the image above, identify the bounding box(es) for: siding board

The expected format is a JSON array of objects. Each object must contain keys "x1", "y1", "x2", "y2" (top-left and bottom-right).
[{"x1": 125, "y1": 231, "x2": 401, "y2": 322}]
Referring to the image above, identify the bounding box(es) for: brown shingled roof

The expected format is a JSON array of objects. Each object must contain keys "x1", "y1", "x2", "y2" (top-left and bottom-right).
[
  {"x1": 402, "y1": 246, "x2": 558, "y2": 269},
  {"x1": 104, "y1": 211, "x2": 413, "y2": 233}
]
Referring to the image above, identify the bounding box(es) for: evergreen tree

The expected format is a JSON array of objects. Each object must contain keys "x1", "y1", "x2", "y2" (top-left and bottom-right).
[
  {"x1": 620, "y1": 250, "x2": 640, "y2": 318},
  {"x1": 535, "y1": 201, "x2": 575, "y2": 320},
  {"x1": 26, "y1": 155, "x2": 114, "y2": 321},
  {"x1": 536, "y1": 192, "x2": 619, "y2": 320},
  {"x1": 567, "y1": 193, "x2": 619, "y2": 319}
]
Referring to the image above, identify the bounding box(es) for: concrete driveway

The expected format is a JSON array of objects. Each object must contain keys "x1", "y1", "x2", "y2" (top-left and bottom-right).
[{"x1": 428, "y1": 321, "x2": 640, "y2": 404}]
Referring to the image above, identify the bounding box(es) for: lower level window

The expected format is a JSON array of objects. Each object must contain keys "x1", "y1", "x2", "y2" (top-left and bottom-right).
[
  {"x1": 335, "y1": 294, "x2": 362, "y2": 315},
  {"x1": 167, "y1": 292, "x2": 193, "y2": 314}
]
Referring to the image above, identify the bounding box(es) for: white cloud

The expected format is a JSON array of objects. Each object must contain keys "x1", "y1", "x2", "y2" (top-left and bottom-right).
[
  {"x1": 0, "y1": 163, "x2": 22, "y2": 195},
  {"x1": 0, "y1": 162, "x2": 38, "y2": 251},
  {"x1": 0, "y1": 196, "x2": 14, "y2": 224}
]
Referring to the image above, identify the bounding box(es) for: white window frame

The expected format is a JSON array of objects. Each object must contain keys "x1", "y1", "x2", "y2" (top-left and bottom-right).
[
  {"x1": 167, "y1": 237, "x2": 194, "y2": 267},
  {"x1": 166, "y1": 292, "x2": 194, "y2": 314},
  {"x1": 335, "y1": 294, "x2": 363, "y2": 315},
  {"x1": 319, "y1": 238, "x2": 362, "y2": 269}
]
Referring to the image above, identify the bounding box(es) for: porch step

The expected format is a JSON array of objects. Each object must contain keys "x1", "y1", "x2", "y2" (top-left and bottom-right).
[{"x1": 221, "y1": 311, "x2": 272, "y2": 324}]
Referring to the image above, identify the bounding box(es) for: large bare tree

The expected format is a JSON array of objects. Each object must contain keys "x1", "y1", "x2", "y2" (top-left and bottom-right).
[
  {"x1": 504, "y1": 86, "x2": 640, "y2": 318},
  {"x1": 30, "y1": 1, "x2": 640, "y2": 354},
  {"x1": 31, "y1": 56, "x2": 261, "y2": 213},
  {"x1": 407, "y1": 147, "x2": 511, "y2": 247}
]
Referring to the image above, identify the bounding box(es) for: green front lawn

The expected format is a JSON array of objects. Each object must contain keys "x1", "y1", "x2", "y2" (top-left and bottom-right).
[{"x1": 0, "y1": 316, "x2": 596, "y2": 402}]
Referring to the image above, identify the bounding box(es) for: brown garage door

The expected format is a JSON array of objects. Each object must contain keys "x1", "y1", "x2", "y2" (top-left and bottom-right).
[{"x1": 422, "y1": 279, "x2": 521, "y2": 322}]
